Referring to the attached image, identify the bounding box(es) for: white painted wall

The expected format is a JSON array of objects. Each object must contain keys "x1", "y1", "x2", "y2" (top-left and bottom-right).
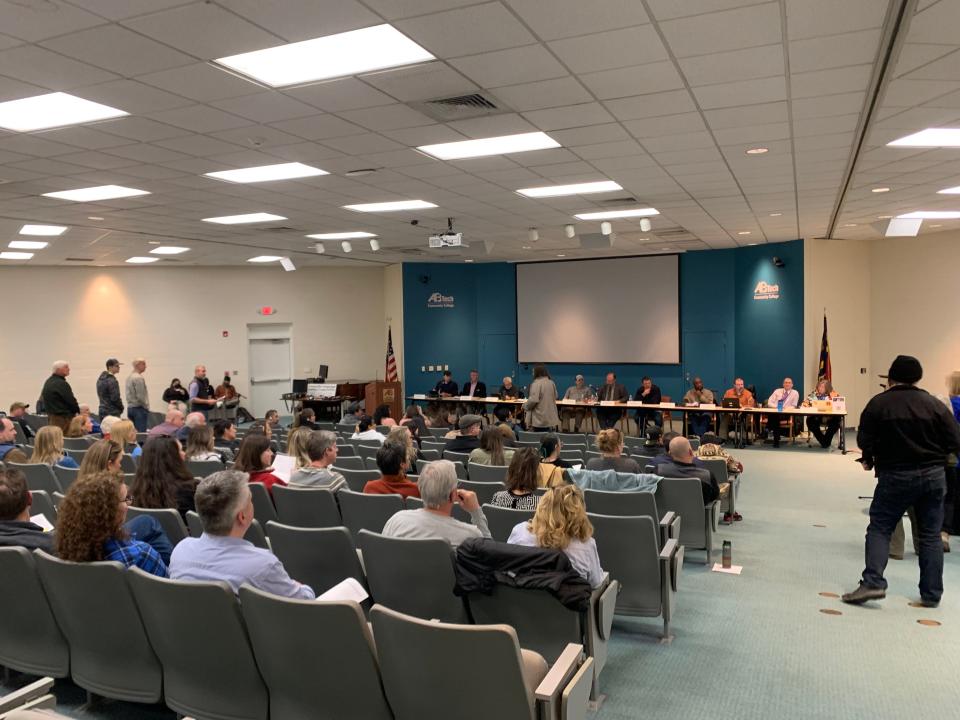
[{"x1": 0, "y1": 266, "x2": 386, "y2": 416}]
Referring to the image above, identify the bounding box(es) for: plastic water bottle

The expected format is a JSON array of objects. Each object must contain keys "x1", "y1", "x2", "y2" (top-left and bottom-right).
[
  {"x1": 777, "y1": 399, "x2": 784, "y2": 413},
  {"x1": 722, "y1": 540, "x2": 732, "y2": 569}
]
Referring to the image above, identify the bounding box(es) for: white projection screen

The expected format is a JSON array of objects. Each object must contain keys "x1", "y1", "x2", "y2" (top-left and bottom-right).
[{"x1": 516, "y1": 255, "x2": 680, "y2": 363}]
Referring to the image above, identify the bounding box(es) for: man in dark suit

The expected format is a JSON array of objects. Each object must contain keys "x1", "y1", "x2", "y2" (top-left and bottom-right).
[
  {"x1": 596, "y1": 372, "x2": 628, "y2": 429},
  {"x1": 656, "y1": 436, "x2": 719, "y2": 505},
  {"x1": 633, "y1": 376, "x2": 662, "y2": 435},
  {"x1": 460, "y1": 369, "x2": 487, "y2": 415}
]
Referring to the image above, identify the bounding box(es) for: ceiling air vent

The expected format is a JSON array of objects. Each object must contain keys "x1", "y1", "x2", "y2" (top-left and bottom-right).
[
  {"x1": 413, "y1": 92, "x2": 504, "y2": 122},
  {"x1": 64, "y1": 257, "x2": 94, "y2": 262},
  {"x1": 599, "y1": 196, "x2": 639, "y2": 204},
  {"x1": 653, "y1": 226, "x2": 697, "y2": 241}
]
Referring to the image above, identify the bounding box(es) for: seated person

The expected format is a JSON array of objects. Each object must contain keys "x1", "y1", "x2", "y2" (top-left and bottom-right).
[
  {"x1": 433, "y1": 370, "x2": 458, "y2": 397},
  {"x1": 289, "y1": 430, "x2": 346, "y2": 491},
  {"x1": 0, "y1": 417, "x2": 29, "y2": 465},
  {"x1": 373, "y1": 404, "x2": 398, "y2": 428},
  {"x1": 643, "y1": 427, "x2": 663, "y2": 450},
  {"x1": 682, "y1": 377, "x2": 715, "y2": 438},
  {"x1": 170, "y1": 470, "x2": 315, "y2": 599},
  {"x1": 697, "y1": 433, "x2": 744, "y2": 474},
  {"x1": 444, "y1": 414, "x2": 483, "y2": 453},
  {"x1": 56, "y1": 471, "x2": 168, "y2": 576},
  {"x1": 381, "y1": 460, "x2": 490, "y2": 547},
  {"x1": 184, "y1": 425, "x2": 224, "y2": 463},
  {"x1": 29, "y1": 425, "x2": 79, "y2": 469},
  {"x1": 364, "y1": 440, "x2": 420, "y2": 498},
  {"x1": 79, "y1": 404, "x2": 101, "y2": 435},
  {"x1": 497, "y1": 376, "x2": 523, "y2": 400},
  {"x1": 720, "y1": 377, "x2": 756, "y2": 438},
  {"x1": 148, "y1": 408, "x2": 185, "y2": 438},
  {"x1": 110, "y1": 419, "x2": 142, "y2": 459},
  {"x1": 561, "y1": 375, "x2": 594, "y2": 433},
  {"x1": 595, "y1": 373, "x2": 628, "y2": 430},
  {"x1": 496, "y1": 419, "x2": 518, "y2": 445},
  {"x1": 234, "y1": 433, "x2": 286, "y2": 495},
  {"x1": 633, "y1": 376, "x2": 663, "y2": 434},
  {"x1": 468, "y1": 426, "x2": 515, "y2": 466},
  {"x1": 586, "y1": 428, "x2": 641, "y2": 473},
  {"x1": 656, "y1": 437, "x2": 719, "y2": 505},
  {"x1": 213, "y1": 419, "x2": 240, "y2": 462},
  {"x1": 175, "y1": 411, "x2": 207, "y2": 443},
  {"x1": 351, "y1": 416, "x2": 386, "y2": 445},
  {"x1": 298, "y1": 408, "x2": 320, "y2": 430},
  {"x1": 399, "y1": 404, "x2": 430, "y2": 443},
  {"x1": 386, "y1": 425, "x2": 421, "y2": 467},
  {"x1": 765, "y1": 377, "x2": 800, "y2": 448},
  {"x1": 648, "y1": 431, "x2": 681, "y2": 469},
  {"x1": 340, "y1": 402, "x2": 361, "y2": 426},
  {"x1": 8, "y1": 401, "x2": 35, "y2": 442},
  {"x1": 65, "y1": 414, "x2": 94, "y2": 439},
  {"x1": 0, "y1": 468, "x2": 55, "y2": 552},
  {"x1": 264, "y1": 409, "x2": 281, "y2": 432},
  {"x1": 459, "y1": 369, "x2": 487, "y2": 414},
  {"x1": 491, "y1": 448, "x2": 541, "y2": 510},
  {"x1": 538, "y1": 435, "x2": 569, "y2": 488},
  {"x1": 130, "y1": 436, "x2": 197, "y2": 518},
  {"x1": 493, "y1": 405, "x2": 520, "y2": 439},
  {"x1": 804, "y1": 379, "x2": 841, "y2": 448},
  {"x1": 507, "y1": 484, "x2": 604, "y2": 588}
]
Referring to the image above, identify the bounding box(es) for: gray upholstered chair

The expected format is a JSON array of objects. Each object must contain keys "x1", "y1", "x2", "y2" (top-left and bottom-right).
[
  {"x1": 517, "y1": 430, "x2": 547, "y2": 443},
  {"x1": 266, "y1": 523, "x2": 368, "y2": 598},
  {"x1": 699, "y1": 457, "x2": 738, "y2": 519},
  {"x1": 125, "y1": 507, "x2": 188, "y2": 545},
  {"x1": 559, "y1": 449, "x2": 585, "y2": 462},
  {"x1": 52, "y1": 465, "x2": 79, "y2": 492},
  {"x1": 555, "y1": 432, "x2": 587, "y2": 446},
  {"x1": 420, "y1": 440, "x2": 446, "y2": 453},
  {"x1": 420, "y1": 448, "x2": 441, "y2": 461},
  {"x1": 588, "y1": 513, "x2": 683, "y2": 637},
  {"x1": 127, "y1": 569, "x2": 268, "y2": 720},
  {"x1": 582, "y1": 490, "x2": 680, "y2": 546},
  {"x1": 466, "y1": 463, "x2": 509, "y2": 483},
  {"x1": 120, "y1": 454, "x2": 137, "y2": 474},
  {"x1": 240, "y1": 587, "x2": 392, "y2": 720},
  {"x1": 337, "y1": 489, "x2": 404, "y2": 537},
  {"x1": 655, "y1": 477, "x2": 721, "y2": 563},
  {"x1": 272, "y1": 485, "x2": 341, "y2": 528},
  {"x1": 0, "y1": 548, "x2": 68, "y2": 679},
  {"x1": 185, "y1": 459, "x2": 224, "y2": 478},
  {"x1": 357, "y1": 530, "x2": 468, "y2": 623},
  {"x1": 481, "y1": 504, "x2": 534, "y2": 542},
  {"x1": 330, "y1": 455, "x2": 364, "y2": 470},
  {"x1": 28, "y1": 490, "x2": 57, "y2": 527},
  {"x1": 34, "y1": 551, "x2": 161, "y2": 703},
  {"x1": 64, "y1": 449, "x2": 86, "y2": 464},
  {"x1": 249, "y1": 481, "x2": 278, "y2": 525},
  {"x1": 457, "y1": 479, "x2": 504, "y2": 505},
  {"x1": 334, "y1": 467, "x2": 381, "y2": 492},
  {"x1": 7, "y1": 463, "x2": 61, "y2": 495},
  {"x1": 356, "y1": 444, "x2": 382, "y2": 464},
  {"x1": 442, "y1": 450, "x2": 471, "y2": 465}
]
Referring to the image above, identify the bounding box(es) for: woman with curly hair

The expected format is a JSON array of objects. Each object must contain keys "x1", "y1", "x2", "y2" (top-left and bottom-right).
[
  {"x1": 55, "y1": 471, "x2": 168, "y2": 576},
  {"x1": 29, "y1": 425, "x2": 79, "y2": 469},
  {"x1": 77, "y1": 439, "x2": 124, "y2": 481},
  {"x1": 131, "y1": 435, "x2": 197, "y2": 518},
  {"x1": 507, "y1": 484, "x2": 604, "y2": 587}
]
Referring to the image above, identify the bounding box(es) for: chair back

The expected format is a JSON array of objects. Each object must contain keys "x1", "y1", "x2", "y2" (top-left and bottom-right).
[
  {"x1": 558, "y1": 449, "x2": 584, "y2": 462},
  {"x1": 335, "y1": 423, "x2": 356, "y2": 435},
  {"x1": 457, "y1": 479, "x2": 504, "y2": 505},
  {"x1": 338, "y1": 489, "x2": 404, "y2": 537},
  {"x1": 356, "y1": 444, "x2": 381, "y2": 462},
  {"x1": 249, "y1": 481, "x2": 278, "y2": 524},
  {"x1": 426, "y1": 427, "x2": 448, "y2": 438},
  {"x1": 334, "y1": 467, "x2": 381, "y2": 492},
  {"x1": 517, "y1": 430, "x2": 546, "y2": 442},
  {"x1": 588, "y1": 514, "x2": 662, "y2": 616},
  {"x1": 331, "y1": 455, "x2": 364, "y2": 470},
  {"x1": 420, "y1": 448, "x2": 441, "y2": 461},
  {"x1": 442, "y1": 449, "x2": 470, "y2": 465},
  {"x1": 28, "y1": 490, "x2": 57, "y2": 527},
  {"x1": 466, "y1": 463, "x2": 508, "y2": 483},
  {"x1": 24, "y1": 414, "x2": 49, "y2": 433},
  {"x1": 0, "y1": 548, "x2": 68, "y2": 678},
  {"x1": 699, "y1": 457, "x2": 728, "y2": 489},
  {"x1": 65, "y1": 448, "x2": 86, "y2": 464},
  {"x1": 119, "y1": 454, "x2": 137, "y2": 474},
  {"x1": 420, "y1": 440, "x2": 446, "y2": 453},
  {"x1": 555, "y1": 432, "x2": 586, "y2": 445},
  {"x1": 127, "y1": 569, "x2": 268, "y2": 720},
  {"x1": 34, "y1": 551, "x2": 161, "y2": 702},
  {"x1": 62, "y1": 437, "x2": 91, "y2": 450},
  {"x1": 185, "y1": 459, "x2": 224, "y2": 478},
  {"x1": 186, "y1": 511, "x2": 268, "y2": 548},
  {"x1": 273, "y1": 485, "x2": 341, "y2": 528},
  {"x1": 126, "y1": 507, "x2": 188, "y2": 545},
  {"x1": 53, "y1": 464, "x2": 79, "y2": 491},
  {"x1": 357, "y1": 530, "x2": 468, "y2": 623},
  {"x1": 481, "y1": 504, "x2": 534, "y2": 542},
  {"x1": 334, "y1": 443, "x2": 356, "y2": 457},
  {"x1": 583, "y1": 489, "x2": 658, "y2": 518},
  {"x1": 655, "y1": 477, "x2": 708, "y2": 547},
  {"x1": 185, "y1": 510, "x2": 203, "y2": 537},
  {"x1": 371, "y1": 604, "x2": 535, "y2": 720},
  {"x1": 240, "y1": 587, "x2": 392, "y2": 720},
  {"x1": 8, "y1": 463, "x2": 61, "y2": 495},
  {"x1": 266, "y1": 523, "x2": 368, "y2": 598}
]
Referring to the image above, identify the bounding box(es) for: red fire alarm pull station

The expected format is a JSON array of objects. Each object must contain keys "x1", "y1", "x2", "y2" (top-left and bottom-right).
[
  {"x1": 222, "y1": 330, "x2": 229, "y2": 338},
  {"x1": 258, "y1": 306, "x2": 276, "y2": 316}
]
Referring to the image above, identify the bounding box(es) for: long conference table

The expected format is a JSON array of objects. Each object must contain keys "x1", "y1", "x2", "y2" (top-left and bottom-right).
[{"x1": 407, "y1": 395, "x2": 849, "y2": 453}]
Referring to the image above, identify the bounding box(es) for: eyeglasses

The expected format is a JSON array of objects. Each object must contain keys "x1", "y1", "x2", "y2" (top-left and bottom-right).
[{"x1": 119, "y1": 496, "x2": 132, "y2": 505}]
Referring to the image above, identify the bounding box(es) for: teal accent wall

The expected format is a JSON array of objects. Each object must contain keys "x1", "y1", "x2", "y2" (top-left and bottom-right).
[{"x1": 402, "y1": 240, "x2": 803, "y2": 402}]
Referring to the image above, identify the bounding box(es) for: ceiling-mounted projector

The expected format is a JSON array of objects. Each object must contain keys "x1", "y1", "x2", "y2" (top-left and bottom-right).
[{"x1": 428, "y1": 217, "x2": 463, "y2": 248}]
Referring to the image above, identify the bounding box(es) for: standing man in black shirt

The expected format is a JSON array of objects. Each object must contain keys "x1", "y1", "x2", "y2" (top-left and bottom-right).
[{"x1": 843, "y1": 355, "x2": 960, "y2": 608}]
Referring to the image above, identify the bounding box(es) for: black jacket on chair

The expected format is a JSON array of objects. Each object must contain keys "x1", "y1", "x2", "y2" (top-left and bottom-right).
[{"x1": 454, "y1": 537, "x2": 593, "y2": 611}]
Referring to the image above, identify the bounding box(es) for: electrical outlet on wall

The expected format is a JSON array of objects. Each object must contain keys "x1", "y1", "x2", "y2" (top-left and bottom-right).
[
  {"x1": 444, "y1": 364, "x2": 449, "y2": 371},
  {"x1": 428, "y1": 365, "x2": 434, "y2": 372},
  {"x1": 421, "y1": 366, "x2": 426, "y2": 372}
]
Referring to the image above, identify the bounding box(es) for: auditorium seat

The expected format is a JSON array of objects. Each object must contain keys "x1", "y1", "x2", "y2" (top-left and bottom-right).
[
  {"x1": 185, "y1": 511, "x2": 270, "y2": 548},
  {"x1": 334, "y1": 443, "x2": 356, "y2": 457},
  {"x1": 185, "y1": 459, "x2": 224, "y2": 478},
  {"x1": 120, "y1": 454, "x2": 138, "y2": 474},
  {"x1": 62, "y1": 437, "x2": 91, "y2": 451},
  {"x1": 338, "y1": 489, "x2": 404, "y2": 537},
  {"x1": 481, "y1": 504, "x2": 534, "y2": 542},
  {"x1": 699, "y1": 457, "x2": 738, "y2": 521},
  {"x1": 335, "y1": 423, "x2": 356, "y2": 435},
  {"x1": 420, "y1": 448, "x2": 441, "y2": 461},
  {"x1": 52, "y1": 465, "x2": 78, "y2": 491},
  {"x1": 330, "y1": 455, "x2": 363, "y2": 470},
  {"x1": 9, "y1": 463, "x2": 61, "y2": 495},
  {"x1": 126, "y1": 507, "x2": 188, "y2": 545},
  {"x1": 517, "y1": 430, "x2": 546, "y2": 443},
  {"x1": 371, "y1": 604, "x2": 594, "y2": 720},
  {"x1": 555, "y1": 432, "x2": 587, "y2": 446},
  {"x1": 457, "y1": 479, "x2": 503, "y2": 505},
  {"x1": 415, "y1": 458, "x2": 467, "y2": 479},
  {"x1": 356, "y1": 444, "x2": 382, "y2": 463},
  {"x1": 442, "y1": 449, "x2": 471, "y2": 464},
  {"x1": 421, "y1": 440, "x2": 446, "y2": 452},
  {"x1": 64, "y1": 449, "x2": 86, "y2": 464},
  {"x1": 35, "y1": 551, "x2": 163, "y2": 704},
  {"x1": 467, "y1": 463, "x2": 509, "y2": 483},
  {"x1": 559, "y1": 449, "x2": 584, "y2": 463},
  {"x1": 655, "y1": 477, "x2": 721, "y2": 564},
  {"x1": 127, "y1": 569, "x2": 268, "y2": 720},
  {"x1": 426, "y1": 427, "x2": 448, "y2": 439},
  {"x1": 249, "y1": 482, "x2": 278, "y2": 525},
  {"x1": 357, "y1": 530, "x2": 469, "y2": 623},
  {"x1": 582, "y1": 490, "x2": 680, "y2": 545},
  {"x1": 272, "y1": 485, "x2": 341, "y2": 528},
  {"x1": 265, "y1": 523, "x2": 368, "y2": 601},
  {"x1": 240, "y1": 588, "x2": 392, "y2": 720},
  {"x1": 335, "y1": 467, "x2": 381, "y2": 492}
]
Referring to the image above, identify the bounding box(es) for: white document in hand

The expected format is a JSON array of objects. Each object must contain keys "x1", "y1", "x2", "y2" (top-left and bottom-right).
[
  {"x1": 271, "y1": 453, "x2": 296, "y2": 483},
  {"x1": 31, "y1": 514, "x2": 54, "y2": 532},
  {"x1": 318, "y1": 577, "x2": 369, "y2": 603}
]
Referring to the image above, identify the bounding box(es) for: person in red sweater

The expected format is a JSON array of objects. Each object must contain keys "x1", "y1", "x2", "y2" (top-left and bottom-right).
[
  {"x1": 364, "y1": 440, "x2": 420, "y2": 499},
  {"x1": 234, "y1": 433, "x2": 286, "y2": 495}
]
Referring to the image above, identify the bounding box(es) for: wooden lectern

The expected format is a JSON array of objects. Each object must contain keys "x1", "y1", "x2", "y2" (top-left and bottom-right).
[{"x1": 365, "y1": 381, "x2": 402, "y2": 422}]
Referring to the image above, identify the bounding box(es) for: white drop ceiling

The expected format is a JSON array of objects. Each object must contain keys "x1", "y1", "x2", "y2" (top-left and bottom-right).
[{"x1": 0, "y1": 0, "x2": 952, "y2": 267}]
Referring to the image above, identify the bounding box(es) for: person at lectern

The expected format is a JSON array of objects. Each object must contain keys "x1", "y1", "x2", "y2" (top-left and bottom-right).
[
  {"x1": 683, "y1": 377, "x2": 715, "y2": 438},
  {"x1": 596, "y1": 373, "x2": 628, "y2": 430}
]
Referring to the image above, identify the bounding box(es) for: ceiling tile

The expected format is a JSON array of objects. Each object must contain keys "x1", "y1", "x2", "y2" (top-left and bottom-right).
[
  {"x1": 679, "y1": 44, "x2": 784, "y2": 87},
  {"x1": 0, "y1": 75, "x2": 47, "y2": 103},
  {"x1": 446, "y1": 113, "x2": 537, "y2": 138},
  {"x1": 381, "y1": 125, "x2": 467, "y2": 146},
  {"x1": 791, "y1": 92, "x2": 865, "y2": 119},
  {"x1": 548, "y1": 25, "x2": 667, "y2": 74},
  {"x1": 788, "y1": 28, "x2": 882, "y2": 74},
  {"x1": 451, "y1": 45, "x2": 567, "y2": 87},
  {"x1": 33, "y1": 126, "x2": 133, "y2": 150},
  {"x1": 337, "y1": 104, "x2": 436, "y2": 132},
  {"x1": 712, "y1": 122, "x2": 790, "y2": 145},
  {"x1": 0, "y1": 45, "x2": 117, "y2": 90},
  {"x1": 217, "y1": 0, "x2": 380, "y2": 41},
  {"x1": 704, "y1": 101, "x2": 788, "y2": 128},
  {"x1": 95, "y1": 117, "x2": 187, "y2": 142},
  {"x1": 361, "y1": 62, "x2": 477, "y2": 103},
  {"x1": 395, "y1": 3, "x2": 536, "y2": 59},
  {"x1": 604, "y1": 90, "x2": 697, "y2": 121},
  {"x1": 1, "y1": 1, "x2": 104, "y2": 42},
  {"x1": 623, "y1": 112, "x2": 708, "y2": 138},
  {"x1": 646, "y1": 0, "x2": 768, "y2": 21},
  {"x1": 72, "y1": 79, "x2": 193, "y2": 113},
  {"x1": 286, "y1": 78, "x2": 396, "y2": 112},
  {"x1": 210, "y1": 92, "x2": 319, "y2": 124},
  {"x1": 522, "y1": 102, "x2": 615, "y2": 131},
  {"x1": 40, "y1": 24, "x2": 193, "y2": 76},
  {"x1": 550, "y1": 123, "x2": 629, "y2": 146},
  {"x1": 693, "y1": 76, "x2": 787, "y2": 110},
  {"x1": 138, "y1": 63, "x2": 262, "y2": 102},
  {"x1": 360, "y1": 0, "x2": 480, "y2": 21},
  {"x1": 659, "y1": 3, "x2": 782, "y2": 58},
  {"x1": 791, "y1": 65, "x2": 872, "y2": 99},
  {"x1": 319, "y1": 133, "x2": 406, "y2": 155},
  {"x1": 268, "y1": 114, "x2": 367, "y2": 141},
  {"x1": 893, "y1": 43, "x2": 957, "y2": 79},
  {"x1": 149, "y1": 105, "x2": 250, "y2": 134},
  {"x1": 883, "y1": 78, "x2": 960, "y2": 107},
  {"x1": 786, "y1": 0, "x2": 887, "y2": 41},
  {"x1": 903, "y1": 0, "x2": 960, "y2": 45},
  {"x1": 69, "y1": 1, "x2": 195, "y2": 20},
  {"x1": 580, "y1": 62, "x2": 685, "y2": 100},
  {"x1": 506, "y1": 0, "x2": 649, "y2": 40}
]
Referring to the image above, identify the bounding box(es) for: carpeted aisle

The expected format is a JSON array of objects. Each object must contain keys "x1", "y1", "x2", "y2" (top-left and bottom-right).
[{"x1": 599, "y1": 433, "x2": 960, "y2": 719}]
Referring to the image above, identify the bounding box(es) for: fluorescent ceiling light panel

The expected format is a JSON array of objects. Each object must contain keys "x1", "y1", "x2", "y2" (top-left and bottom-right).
[
  {"x1": 247, "y1": 255, "x2": 283, "y2": 262},
  {"x1": 897, "y1": 211, "x2": 960, "y2": 219},
  {"x1": 202, "y1": 213, "x2": 286, "y2": 224},
  {"x1": 0, "y1": 92, "x2": 126, "y2": 132},
  {"x1": 19, "y1": 224, "x2": 67, "y2": 236},
  {"x1": 280, "y1": 257, "x2": 296, "y2": 272},
  {"x1": 937, "y1": 185, "x2": 960, "y2": 194},
  {"x1": 344, "y1": 200, "x2": 436, "y2": 212},
  {"x1": 888, "y1": 128, "x2": 960, "y2": 147},
  {"x1": 149, "y1": 246, "x2": 189, "y2": 255},
  {"x1": 418, "y1": 132, "x2": 560, "y2": 160},
  {"x1": 574, "y1": 208, "x2": 660, "y2": 220},
  {"x1": 215, "y1": 24, "x2": 434, "y2": 88},
  {"x1": 43, "y1": 185, "x2": 149, "y2": 202},
  {"x1": 886, "y1": 218, "x2": 922, "y2": 237},
  {"x1": 204, "y1": 162, "x2": 328, "y2": 183},
  {"x1": 516, "y1": 180, "x2": 622, "y2": 198},
  {"x1": 125, "y1": 256, "x2": 158, "y2": 264},
  {"x1": 8, "y1": 240, "x2": 48, "y2": 249},
  {"x1": 306, "y1": 231, "x2": 376, "y2": 240},
  {"x1": 0, "y1": 252, "x2": 33, "y2": 260}
]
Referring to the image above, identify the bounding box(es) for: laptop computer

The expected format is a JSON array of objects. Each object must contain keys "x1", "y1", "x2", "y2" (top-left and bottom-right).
[{"x1": 721, "y1": 397, "x2": 740, "y2": 409}]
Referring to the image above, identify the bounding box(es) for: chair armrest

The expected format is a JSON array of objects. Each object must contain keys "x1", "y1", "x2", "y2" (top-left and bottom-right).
[
  {"x1": 705, "y1": 500, "x2": 720, "y2": 532},
  {"x1": 594, "y1": 578, "x2": 619, "y2": 642},
  {"x1": 658, "y1": 537, "x2": 679, "y2": 562},
  {"x1": 535, "y1": 643, "x2": 584, "y2": 701},
  {"x1": 0, "y1": 678, "x2": 55, "y2": 713},
  {"x1": 659, "y1": 511, "x2": 677, "y2": 528},
  {"x1": 659, "y1": 511, "x2": 681, "y2": 545},
  {"x1": 561, "y1": 657, "x2": 594, "y2": 720}
]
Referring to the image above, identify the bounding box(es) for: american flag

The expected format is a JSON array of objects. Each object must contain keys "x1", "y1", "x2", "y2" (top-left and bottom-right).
[{"x1": 385, "y1": 326, "x2": 398, "y2": 382}]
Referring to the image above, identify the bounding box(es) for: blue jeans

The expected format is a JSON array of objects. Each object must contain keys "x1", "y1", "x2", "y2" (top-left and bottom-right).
[
  {"x1": 124, "y1": 514, "x2": 173, "y2": 566},
  {"x1": 862, "y1": 466, "x2": 946, "y2": 601},
  {"x1": 128, "y1": 405, "x2": 149, "y2": 433},
  {"x1": 688, "y1": 412, "x2": 710, "y2": 438}
]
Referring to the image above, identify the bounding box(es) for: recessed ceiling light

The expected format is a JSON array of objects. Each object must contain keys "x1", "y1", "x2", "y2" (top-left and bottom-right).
[
  {"x1": 522, "y1": 245, "x2": 531, "y2": 250},
  {"x1": 747, "y1": 243, "x2": 758, "y2": 246},
  {"x1": 0, "y1": 92, "x2": 126, "y2": 132},
  {"x1": 8, "y1": 240, "x2": 48, "y2": 249},
  {"x1": 516, "y1": 180, "x2": 622, "y2": 198},
  {"x1": 44, "y1": 185, "x2": 149, "y2": 202},
  {"x1": 149, "y1": 246, "x2": 190, "y2": 255},
  {"x1": 872, "y1": 187, "x2": 890, "y2": 193},
  {"x1": 19, "y1": 224, "x2": 67, "y2": 236},
  {"x1": 898, "y1": 211, "x2": 960, "y2": 219},
  {"x1": 877, "y1": 215, "x2": 893, "y2": 219},
  {"x1": 573, "y1": 207, "x2": 659, "y2": 220},
  {"x1": 215, "y1": 24, "x2": 434, "y2": 88},
  {"x1": 464, "y1": 259, "x2": 474, "y2": 263},
  {"x1": 888, "y1": 128, "x2": 960, "y2": 147},
  {"x1": 341, "y1": 241, "x2": 353, "y2": 253},
  {"x1": 886, "y1": 218, "x2": 922, "y2": 237},
  {"x1": 344, "y1": 200, "x2": 436, "y2": 212},
  {"x1": 418, "y1": 132, "x2": 560, "y2": 160},
  {"x1": 930, "y1": 223, "x2": 943, "y2": 227},
  {"x1": 247, "y1": 255, "x2": 283, "y2": 263},
  {"x1": 937, "y1": 185, "x2": 960, "y2": 194},
  {"x1": 125, "y1": 256, "x2": 159, "y2": 264},
  {"x1": 745, "y1": 147, "x2": 768, "y2": 155},
  {"x1": 556, "y1": 254, "x2": 566, "y2": 257},
  {"x1": 769, "y1": 212, "x2": 782, "y2": 217},
  {"x1": 737, "y1": 231, "x2": 751, "y2": 235},
  {"x1": 204, "y1": 162, "x2": 328, "y2": 184},
  {"x1": 0, "y1": 251, "x2": 33, "y2": 260},
  {"x1": 87, "y1": 216, "x2": 104, "y2": 221},
  {"x1": 842, "y1": 223, "x2": 857, "y2": 227},
  {"x1": 306, "y1": 231, "x2": 376, "y2": 240},
  {"x1": 202, "y1": 213, "x2": 286, "y2": 224}
]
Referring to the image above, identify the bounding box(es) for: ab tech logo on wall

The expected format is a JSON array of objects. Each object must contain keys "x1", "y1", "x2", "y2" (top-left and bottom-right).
[
  {"x1": 753, "y1": 281, "x2": 780, "y2": 301},
  {"x1": 427, "y1": 291, "x2": 455, "y2": 308}
]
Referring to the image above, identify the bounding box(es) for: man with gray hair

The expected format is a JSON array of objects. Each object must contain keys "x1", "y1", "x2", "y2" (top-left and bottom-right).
[
  {"x1": 382, "y1": 460, "x2": 490, "y2": 548},
  {"x1": 289, "y1": 430, "x2": 346, "y2": 491},
  {"x1": 176, "y1": 411, "x2": 206, "y2": 442},
  {"x1": 656, "y1": 436, "x2": 719, "y2": 505},
  {"x1": 41, "y1": 360, "x2": 80, "y2": 432},
  {"x1": 169, "y1": 470, "x2": 315, "y2": 599},
  {"x1": 148, "y1": 408, "x2": 184, "y2": 437}
]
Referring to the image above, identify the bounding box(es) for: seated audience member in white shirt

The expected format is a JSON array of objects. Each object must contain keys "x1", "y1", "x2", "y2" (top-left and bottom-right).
[
  {"x1": 351, "y1": 416, "x2": 385, "y2": 445},
  {"x1": 508, "y1": 484, "x2": 604, "y2": 588},
  {"x1": 170, "y1": 470, "x2": 315, "y2": 599}
]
